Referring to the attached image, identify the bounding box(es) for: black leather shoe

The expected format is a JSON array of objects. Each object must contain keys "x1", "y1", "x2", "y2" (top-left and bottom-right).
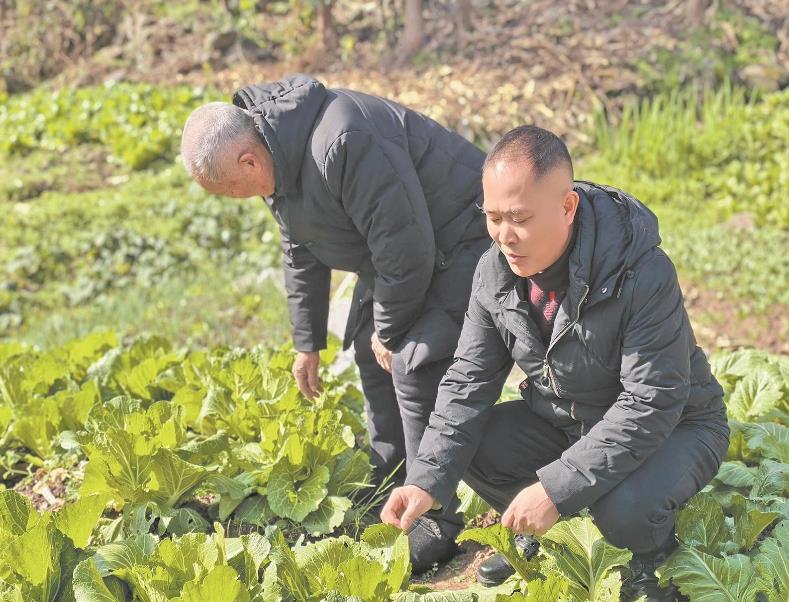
[
  {"x1": 476, "y1": 534, "x2": 540, "y2": 586},
  {"x1": 621, "y1": 540, "x2": 685, "y2": 602},
  {"x1": 407, "y1": 516, "x2": 460, "y2": 574}
]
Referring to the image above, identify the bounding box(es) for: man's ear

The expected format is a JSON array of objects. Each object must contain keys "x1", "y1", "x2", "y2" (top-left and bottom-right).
[
  {"x1": 239, "y1": 152, "x2": 258, "y2": 169},
  {"x1": 563, "y1": 190, "x2": 580, "y2": 223}
]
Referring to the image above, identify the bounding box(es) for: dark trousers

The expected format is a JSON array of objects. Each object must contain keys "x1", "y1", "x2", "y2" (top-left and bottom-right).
[
  {"x1": 353, "y1": 316, "x2": 464, "y2": 534},
  {"x1": 463, "y1": 397, "x2": 729, "y2": 553}
]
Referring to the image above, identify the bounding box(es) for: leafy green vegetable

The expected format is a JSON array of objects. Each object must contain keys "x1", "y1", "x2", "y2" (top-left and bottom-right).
[
  {"x1": 539, "y1": 517, "x2": 631, "y2": 601},
  {"x1": 657, "y1": 547, "x2": 770, "y2": 601},
  {"x1": 457, "y1": 523, "x2": 540, "y2": 583}
]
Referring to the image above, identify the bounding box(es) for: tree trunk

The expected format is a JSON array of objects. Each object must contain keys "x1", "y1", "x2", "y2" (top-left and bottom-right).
[
  {"x1": 316, "y1": 0, "x2": 337, "y2": 51},
  {"x1": 686, "y1": 0, "x2": 707, "y2": 27},
  {"x1": 457, "y1": 0, "x2": 472, "y2": 32},
  {"x1": 399, "y1": 0, "x2": 424, "y2": 58}
]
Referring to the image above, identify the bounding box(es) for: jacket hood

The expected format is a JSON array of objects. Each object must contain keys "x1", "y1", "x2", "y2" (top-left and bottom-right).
[
  {"x1": 232, "y1": 74, "x2": 327, "y2": 198},
  {"x1": 489, "y1": 180, "x2": 661, "y2": 306}
]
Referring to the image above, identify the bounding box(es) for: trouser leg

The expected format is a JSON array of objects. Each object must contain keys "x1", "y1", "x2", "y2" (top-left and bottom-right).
[
  {"x1": 391, "y1": 351, "x2": 464, "y2": 533},
  {"x1": 589, "y1": 404, "x2": 729, "y2": 553},
  {"x1": 462, "y1": 399, "x2": 572, "y2": 512},
  {"x1": 353, "y1": 316, "x2": 406, "y2": 487},
  {"x1": 463, "y1": 396, "x2": 729, "y2": 556}
]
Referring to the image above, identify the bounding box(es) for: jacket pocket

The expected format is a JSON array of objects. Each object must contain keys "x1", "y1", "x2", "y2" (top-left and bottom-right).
[{"x1": 397, "y1": 307, "x2": 462, "y2": 375}]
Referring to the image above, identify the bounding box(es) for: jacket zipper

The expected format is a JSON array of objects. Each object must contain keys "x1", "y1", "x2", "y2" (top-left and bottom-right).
[{"x1": 542, "y1": 284, "x2": 590, "y2": 413}]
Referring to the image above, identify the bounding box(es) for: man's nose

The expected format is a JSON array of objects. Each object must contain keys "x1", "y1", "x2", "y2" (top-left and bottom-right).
[{"x1": 499, "y1": 221, "x2": 518, "y2": 246}]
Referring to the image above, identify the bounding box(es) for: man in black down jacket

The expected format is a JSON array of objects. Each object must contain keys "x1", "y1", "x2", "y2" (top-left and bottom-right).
[
  {"x1": 181, "y1": 74, "x2": 490, "y2": 570},
  {"x1": 381, "y1": 126, "x2": 730, "y2": 601}
]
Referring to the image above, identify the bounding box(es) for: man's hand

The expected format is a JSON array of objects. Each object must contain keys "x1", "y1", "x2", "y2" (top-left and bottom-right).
[
  {"x1": 292, "y1": 351, "x2": 323, "y2": 399},
  {"x1": 380, "y1": 485, "x2": 435, "y2": 530},
  {"x1": 501, "y1": 481, "x2": 560, "y2": 536},
  {"x1": 371, "y1": 332, "x2": 393, "y2": 373}
]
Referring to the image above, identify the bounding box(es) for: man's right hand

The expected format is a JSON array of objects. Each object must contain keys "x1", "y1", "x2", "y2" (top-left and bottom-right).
[
  {"x1": 380, "y1": 485, "x2": 435, "y2": 530},
  {"x1": 292, "y1": 351, "x2": 322, "y2": 399}
]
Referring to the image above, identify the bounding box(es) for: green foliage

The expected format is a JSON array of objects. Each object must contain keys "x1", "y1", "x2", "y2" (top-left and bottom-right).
[
  {"x1": 0, "y1": 490, "x2": 107, "y2": 600},
  {"x1": 0, "y1": 83, "x2": 217, "y2": 169},
  {"x1": 650, "y1": 348, "x2": 789, "y2": 601},
  {"x1": 0, "y1": 333, "x2": 370, "y2": 539},
  {"x1": 634, "y1": 9, "x2": 780, "y2": 95},
  {"x1": 585, "y1": 86, "x2": 789, "y2": 229},
  {"x1": 1, "y1": 167, "x2": 281, "y2": 337},
  {"x1": 580, "y1": 86, "x2": 789, "y2": 315},
  {"x1": 458, "y1": 518, "x2": 629, "y2": 601}
]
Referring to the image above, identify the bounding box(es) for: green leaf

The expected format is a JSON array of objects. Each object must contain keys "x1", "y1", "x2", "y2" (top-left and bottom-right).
[
  {"x1": 302, "y1": 496, "x2": 352, "y2": 536},
  {"x1": 335, "y1": 556, "x2": 390, "y2": 600},
  {"x1": 54, "y1": 493, "x2": 108, "y2": 548},
  {"x1": 0, "y1": 490, "x2": 36, "y2": 537},
  {"x1": 457, "y1": 524, "x2": 539, "y2": 582},
  {"x1": 753, "y1": 520, "x2": 789, "y2": 602},
  {"x1": 456, "y1": 481, "x2": 491, "y2": 522},
  {"x1": 79, "y1": 429, "x2": 155, "y2": 503},
  {"x1": 729, "y1": 493, "x2": 781, "y2": 551},
  {"x1": 233, "y1": 495, "x2": 273, "y2": 528},
  {"x1": 209, "y1": 472, "x2": 255, "y2": 521},
  {"x1": 741, "y1": 422, "x2": 789, "y2": 463},
  {"x1": 711, "y1": 349, "x2": 770, "y2": 383},
  {"x1": 160, "y1": 507, "x2": 211, "y2": 536},
  {"x1": 227, "y1": 532, "x2": 271, "y2": 590},
  {"x1": 360, "y1": 523, "x2": 411, "y2": 592},
  {"x1": 327, "y1": 449, "x2": 371, "y2": 497},
  {"x1": 267, "y1": 458, "x2": 329, "y2": 522},
  {"x1": 6, "y1": 512, "x2": 64, "y2": 591},
  {"x1": 522, "y1": 573, "x2": 571, "y2": 600},
  {"x1": 750, "y1": 460, "x2": 789, "y2": 498},
  {"x1": 175, "y1": 564, "x2": 250, "y2": 602},
  {"x1": 72, "y1": 558, "x2": 124, "y2": 602},
  {"x1": 674, "y1": 492, "x2": 729, "y2": 554},
  {"x1": 590, "y1": 570, "x2": 623, "y2": 601},
  {"x1": 540, "y1": 517, "x2": 632, "y2": 601},
  {"x1": 712, "y1": 461, "x2": 757, "y2": 488},
  {"x1": 92, "y1": 534, "x2": 157, "y2": 576},
  {"x1": 726, "y1": 364, "x2": 783, "y2": 422},
  {"x1": 148, "y1": 449, "x2": 208, "y2": 512},
  {"x1": 265, "y1": 529, "x2": 311, "y2": 600},
  {"x1": 294, "y1": 536, "x2": 356, "y2": 593},
  {"x1": 657, "y1": 546, "x2": 770, "y2": 602}
]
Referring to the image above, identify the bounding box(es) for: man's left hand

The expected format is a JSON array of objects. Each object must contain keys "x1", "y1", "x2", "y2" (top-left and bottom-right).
[
  {"x1": 501, "y1": 481, "x2": 560, "y2": 536},
  {"x1": 371, "y1": 332, "x2": 393, "y2": 373}
]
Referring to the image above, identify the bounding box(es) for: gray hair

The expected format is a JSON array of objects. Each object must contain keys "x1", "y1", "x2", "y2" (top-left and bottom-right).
[{"x1": 180, "y1": 102, "x2": 259, "y2": 182}]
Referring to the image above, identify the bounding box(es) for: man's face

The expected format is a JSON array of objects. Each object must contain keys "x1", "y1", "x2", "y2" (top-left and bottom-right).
[
  {"x1": 196, "y1": 148, "x2": 275, "y2": 199},
  {"x1": 198, "y1": 171, "x2": 264, "y2": 199},
  {"x1": 482, "y1": 160, "x2": 578, "y2": 277}
]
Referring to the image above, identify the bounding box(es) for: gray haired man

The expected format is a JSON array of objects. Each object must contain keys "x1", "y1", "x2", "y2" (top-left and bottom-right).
[{"x1": 181, "y1": 74, "x2": 490, "y2": 570}]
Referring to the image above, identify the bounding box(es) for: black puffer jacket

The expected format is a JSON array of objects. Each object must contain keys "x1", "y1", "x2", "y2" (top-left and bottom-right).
[
  {"x1": 232, "y1": 75, "x2": 487, "y2": 356},
  {"x1": 406, "y1": 182, "x2": 728, "y2": 514}
]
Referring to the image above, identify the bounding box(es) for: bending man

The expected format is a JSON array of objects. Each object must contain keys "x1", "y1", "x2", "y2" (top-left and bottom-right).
[{"x1": 181, "y1": 74, "x2": 490, "y2": 570}]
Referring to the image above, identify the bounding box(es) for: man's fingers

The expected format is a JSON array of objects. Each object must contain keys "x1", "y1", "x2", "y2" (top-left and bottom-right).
[
  {"x1": 501, "y1": 508, "x2": 513, "y2": 529},
  {"x1": 293, "y1": 369, "x2": 315, "y2": 399},
  {"x1": 306, "y1": 365, "x2": 322, "y2": 397},
  {"x1": 399, "y1": 502, "x2": 421, "y2": 531},
  {"x1": 380, "y1": 494, "x2": 405, "y2": 528}
]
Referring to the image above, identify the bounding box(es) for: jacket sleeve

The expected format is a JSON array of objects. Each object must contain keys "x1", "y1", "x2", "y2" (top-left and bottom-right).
[
  {"x1": 536, "y1": 250, "x2": 691, "y2": 515},
  {"x1": 323, "y1": 131, "x2": 436, "y2": 351},
  {"x1": 277, "y1": 224, "x2": 332, "y2": 353},
  {"x1": 404, "y1": 268, "x2": 514, "y2": 509}
]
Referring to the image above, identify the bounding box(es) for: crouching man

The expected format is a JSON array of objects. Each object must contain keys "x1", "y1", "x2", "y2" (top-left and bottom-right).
[{"x1": 381, "y1": 125, "x2": 729, "y2": 601}]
